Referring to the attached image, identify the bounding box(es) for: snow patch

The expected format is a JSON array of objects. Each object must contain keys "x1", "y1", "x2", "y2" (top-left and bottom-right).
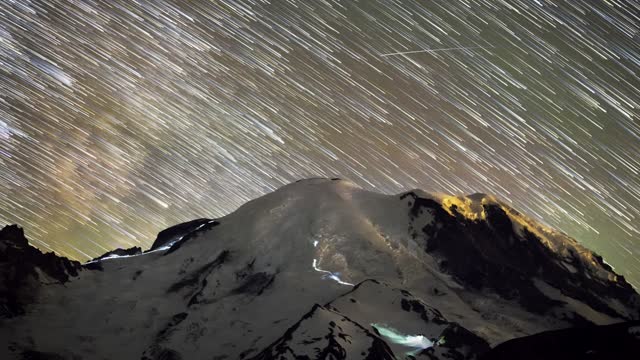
[
  {"x1": 372, "y1": 323, "x2": 433, "y2": 354},
  {"x1": 84, "y1": 239, "x2": 180, "y2": 264},
  {"x1": 312, "y1": 258, "x2": 354, "y2": 286}
]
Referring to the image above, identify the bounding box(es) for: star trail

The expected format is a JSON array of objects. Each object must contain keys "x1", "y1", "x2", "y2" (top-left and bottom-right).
[{"x1": 1, "y1": 1, "x2": 639, "y2": 285}]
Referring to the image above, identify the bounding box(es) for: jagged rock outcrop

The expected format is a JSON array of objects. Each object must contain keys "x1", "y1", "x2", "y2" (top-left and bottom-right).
[
  {"x1": 92, "y1": 246, "x2": 142, "y2": 261},
  {"x1": 402, "y1": 191, "x2": 639, "y2": 323},
  {"x1": 149, "y1": 218, "x2": 214, "y2": 251},
  {"x1": 250, "y1": 304, "x2": 397, "y2": 360},
  {"x1": 0, "y1": 225, "x2": 81, "y2": 318}
]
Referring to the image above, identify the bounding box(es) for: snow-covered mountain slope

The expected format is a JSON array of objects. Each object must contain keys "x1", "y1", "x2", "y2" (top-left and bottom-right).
[
  {"x1": 324, "y1": 280, "x2": 490, "y2": 359},
  {"x1": 1, "y1": 178, "x2": 639, "y2": 359},
  {"x1": 249, "y1": 303, "x2": 397, "y2": 360},
  {"x1": 249, "y1": 279, "x2": 490, "y2": 359}
]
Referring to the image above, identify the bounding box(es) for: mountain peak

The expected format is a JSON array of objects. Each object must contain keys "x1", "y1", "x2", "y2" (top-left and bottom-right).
[
  {"x1": 0, "y1": 224, "x2": 27, "y2": 247},
  {"x1": 1, "y1": 181, "x2": 638, "y2": 359}
]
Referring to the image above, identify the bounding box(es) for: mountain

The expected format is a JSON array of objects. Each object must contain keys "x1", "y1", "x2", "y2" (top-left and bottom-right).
[{"x1": 1, "y1": 178, "x2": 639, "y2": 359}]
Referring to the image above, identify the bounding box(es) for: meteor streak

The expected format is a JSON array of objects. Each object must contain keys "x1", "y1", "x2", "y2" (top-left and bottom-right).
[{"x1": 380, "y1": 46, "x2": 492, "y2": 57}]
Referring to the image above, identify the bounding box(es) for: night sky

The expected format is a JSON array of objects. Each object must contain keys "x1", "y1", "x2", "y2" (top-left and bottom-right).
[{"x1": 1, "y1": 1, "x2": 639, "y2": 286}]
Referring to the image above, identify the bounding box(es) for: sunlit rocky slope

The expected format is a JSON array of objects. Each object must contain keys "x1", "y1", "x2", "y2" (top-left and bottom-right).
[{"x1": 1, "y1": 178, "x2": 639, "y2": 359}]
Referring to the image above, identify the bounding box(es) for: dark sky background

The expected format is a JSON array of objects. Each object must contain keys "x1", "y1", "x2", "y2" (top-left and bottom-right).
[{"x1": 1, "y1": 1, "x2": 639, "y2": 286}]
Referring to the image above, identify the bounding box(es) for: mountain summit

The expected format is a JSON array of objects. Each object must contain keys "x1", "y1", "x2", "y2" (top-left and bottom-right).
[{"x1": 1, "y1": 178, "x2": 639, "y2": 359}]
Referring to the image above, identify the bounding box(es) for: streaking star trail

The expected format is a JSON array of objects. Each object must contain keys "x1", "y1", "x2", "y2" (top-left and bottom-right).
[{"x1": 1, "y1": 1, "x2": 639, "y2": 286}]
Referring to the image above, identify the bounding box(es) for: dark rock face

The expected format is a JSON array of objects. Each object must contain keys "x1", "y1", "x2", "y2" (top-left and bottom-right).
[
  {"x1": 149, "y1": 218, "x2": 214, "y2": 251},
  {"x1": 82, "y1": 261, "x2": 103, "y2": 271},
  {"x1": 166, "y1": 250, "x2": 229, "y2": 306},
  {"x1": 428, "y1": 323, "x2": 492, "y2": 360},
  {"x1": 163, "y1": 220, "x2": 220, "y2": 256},
  {"x1": 91, "y1": 246, "x2": 142, "y2": 261},
  {"x1": 400, "y1": 192, "x2": 640, "y2": 322},
  {"x1": 0, "y1": 225, "x2": 81, "y2": 318},
  {"x1": 480, "y1": 321, "x2": 640, "y2": 360},
  {"x1": 141, "y1": 312, "x2": 190, "y2": 360},
  {"x1": 231, "y1": 272, "x2": 275, "y2": 296},
  {"x1": 398, "y1": 297, "x2": 448, "y2": 325}
]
